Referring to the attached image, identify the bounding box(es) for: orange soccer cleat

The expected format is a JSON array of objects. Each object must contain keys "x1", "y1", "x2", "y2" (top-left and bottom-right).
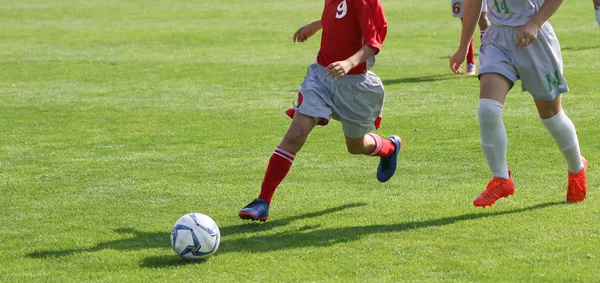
[
  {"x1": 473, "y1": 171, "x2": 515, "y2": 207},
  {"x1": 567, "y1": 156, "x2": 588, "y2": 203}
]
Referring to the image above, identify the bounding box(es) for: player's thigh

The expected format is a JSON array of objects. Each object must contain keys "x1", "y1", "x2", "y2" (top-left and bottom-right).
[
  {"x1": 281, "y1": 112, "x2": 316, "y2": 152},
  {"x1": 594, "y1": 0, "x2": 600, "y2": 7},
  {"x1": 480, "y1": 73, "x2": 512, "y2": 104}
]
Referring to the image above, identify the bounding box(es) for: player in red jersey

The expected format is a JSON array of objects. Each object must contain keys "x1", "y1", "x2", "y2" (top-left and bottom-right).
[{"x1": 239, "y1": 0, "x2": 402, "y2": 222}]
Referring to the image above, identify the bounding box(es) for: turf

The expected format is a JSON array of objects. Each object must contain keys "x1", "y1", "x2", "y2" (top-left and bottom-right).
[{"x1": 1, "y1": 0, "x2": 599, "y2": 281}]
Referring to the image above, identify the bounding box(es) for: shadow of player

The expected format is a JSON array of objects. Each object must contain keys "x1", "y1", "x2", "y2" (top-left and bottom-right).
[
  {"x1": 27, "y1": 201, "x2": 564, "y2": 268},
  {"x1": 26, "y1": 202, "x2": 367, "y2": 261},
  {"x1": 141, "y1": 201, "x2": 564, "y2": 267},
  {"x1": 382, "y1": 73, "x2": 458, "y2": 86}
]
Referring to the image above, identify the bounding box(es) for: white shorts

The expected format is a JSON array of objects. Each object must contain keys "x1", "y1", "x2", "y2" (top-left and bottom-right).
[
  {"x1": 296, "y1": 63, "x2": 385, "y2": 138},
  {"x1": 478, "y1": 23, "x2": 568, "y2": 100}
]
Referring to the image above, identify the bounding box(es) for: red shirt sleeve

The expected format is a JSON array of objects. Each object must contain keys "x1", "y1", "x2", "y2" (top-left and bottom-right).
[{"x1": 354, "y1": 0, "x2": 387, "y2": 54}]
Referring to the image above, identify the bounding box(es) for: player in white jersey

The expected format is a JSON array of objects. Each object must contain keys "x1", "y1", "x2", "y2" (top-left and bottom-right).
[
  {"x1": 594, "y1": 0, "x2": 600, "y2": 28},
  {"x1": 451, "y1": 0, "x2": 490, "y2": 75},
  {"x1": 449, "y1": 0, "x2": 587, "y2": 207}
]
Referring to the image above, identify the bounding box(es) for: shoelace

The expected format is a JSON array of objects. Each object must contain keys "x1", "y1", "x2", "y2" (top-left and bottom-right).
[
  {"x1": 246, "y1": 199, "x2": 265, "y2": 209},
  {"x1": 568, "y1": 176, "x2": 584, "y2": 192},
  {"x1": 482, "y1": 180, "x2": 504, "y2": 199}
]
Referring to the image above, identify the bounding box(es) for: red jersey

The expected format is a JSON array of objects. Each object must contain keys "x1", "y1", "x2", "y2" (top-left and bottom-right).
[{"x1": 317, "y1": 0, "x2": 387, "y2": 74}]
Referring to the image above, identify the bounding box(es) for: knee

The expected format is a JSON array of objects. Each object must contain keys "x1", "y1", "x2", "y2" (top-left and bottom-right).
[
  {"x1": 478, "y1": 99, "x2": 504, "y2": 128},
  {"x1": 478, "y1": 98, "x2": 503, "y2": 118}
]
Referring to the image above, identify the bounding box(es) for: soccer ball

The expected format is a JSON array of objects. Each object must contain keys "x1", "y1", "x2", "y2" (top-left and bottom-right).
[{"x1": 170, "y1": 213, "x2": 220, "y2": 260}]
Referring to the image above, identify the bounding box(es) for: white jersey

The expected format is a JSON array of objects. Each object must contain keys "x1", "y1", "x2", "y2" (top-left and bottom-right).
[
  {"x1": 451, "y1": 0, "x2": 488, "y2": 18},
  {"x1": 486, "y1": 0, "x2": 544, "y2": 26}
]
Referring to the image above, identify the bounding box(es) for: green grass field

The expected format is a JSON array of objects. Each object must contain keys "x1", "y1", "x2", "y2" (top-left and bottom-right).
[{"x1": 1, "y1": 0, "x2": 599, "y2": 281}]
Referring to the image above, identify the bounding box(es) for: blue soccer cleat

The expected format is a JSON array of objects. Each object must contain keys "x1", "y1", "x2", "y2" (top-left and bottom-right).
[
  {"x1": 376, "y1": 135, "x2": 402, "y2": 182},
  {"x1": 465, "y1": 63, "x2": 476, "y2": 75},
  {"x1": 238, "y1": 198, "x2": 269, "y2": 222}
]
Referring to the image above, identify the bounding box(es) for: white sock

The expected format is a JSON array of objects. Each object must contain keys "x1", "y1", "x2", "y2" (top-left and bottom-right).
[
  {"x1": 541, "y1": 110, "x2": 583, "y2": 173},
  {"x1": 596, "y1": 6, "x2": 600, "y2": 28},
  {"x1": 478, "y1": 98, "x2": 509, "y2": 179},
  {"x1": 480, "y1": 28, "x2": 487, "y2": 39}
]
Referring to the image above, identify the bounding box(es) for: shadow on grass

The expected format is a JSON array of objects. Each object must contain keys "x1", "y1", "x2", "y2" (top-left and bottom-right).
[
  {"x1": 219, "y1": 202, "x2": 368, "y2": 235},
  {"x1": 561, "y1": 45, "x2": 600, "y2": 51},
  {"x1": 27, "y1": 201, "x2": 564, "y2": 268},
  {"x1": 382, "y1": 73, "x2": 459, "y2": 85},
  {"x1": 26, "y1": 203, "x2": 367, "y2": 263},
  {"x1": 215, "y1": 201, "x2": 564, "y2": 253}
]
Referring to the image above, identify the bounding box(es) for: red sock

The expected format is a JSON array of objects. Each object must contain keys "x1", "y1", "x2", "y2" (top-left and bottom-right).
[
  {"x1": 367, "y1": 133, "x2": 395, "y2": 158},
  {"x1": 258, "y1": 147, "x2": 295, "y2": 204},
  {"x1": 467, "y1": 38, "x2": 475, "y2": 64}
]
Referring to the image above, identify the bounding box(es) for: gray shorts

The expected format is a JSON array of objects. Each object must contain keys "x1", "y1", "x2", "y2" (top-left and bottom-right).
[
  {"x1": 478, "y1": 22, "x2": 569, "y2": 100},
  {"x1": 296, "y1": 63, "x2": 385, "y2": 138}
]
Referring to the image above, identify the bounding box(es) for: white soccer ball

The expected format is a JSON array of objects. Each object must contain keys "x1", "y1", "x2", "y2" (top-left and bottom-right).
[{"x1": 170, "y1": 213, "x2": 220, "y2": 260}]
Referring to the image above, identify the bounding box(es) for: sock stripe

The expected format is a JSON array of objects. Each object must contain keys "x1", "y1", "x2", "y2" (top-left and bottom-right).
[
  {"x1": 275, "y1": 147, "x2": 296, "y2": 159},
  {"x1": 274, "y1": 152, "x2": 294, "y2": 163},
  {"x1": 274, "y1": 147, "x2": 295, "y2": 163},
  {"x1": 367, "y1": 133, "x2": 382, "y2": 156}
]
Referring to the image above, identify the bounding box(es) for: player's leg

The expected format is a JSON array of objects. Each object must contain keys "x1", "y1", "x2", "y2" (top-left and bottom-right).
[
  {"x1": 260, "y1": 111, "x2": 316, "y2": 201},
  {"x1": 594, "y1": 0, "x2": 600, "y2": 28},
  {"x1": 240, "y1": 63, "x2": 329, "y2": 221},
  {"x1": 335, "y1": 71, "x2": 401, "y2": 182},
  {"x1": 345, "y1": 133, "x2": 401, "y2": 182},
  {"x1": 535, "y1": 96, "x2": 587, "y2": 202},
  {"x1": 536, "y1": 96, "x2": 583, "y2": 174},
  {"x1": 472, "y1": 25, "x2": 523, "y2": 207},
  {"x1": 473, "y1": 73, "x2": 515, "y2": 207},
  {"x1": 478, "y1": 73, "x2": 511, "y2": 180},
  {"x1": 518, "y1": 22, "x2": 586, "y2": 202},
  {"x1": 239, "y1": 112, "x2": 316, "y2": 221}
]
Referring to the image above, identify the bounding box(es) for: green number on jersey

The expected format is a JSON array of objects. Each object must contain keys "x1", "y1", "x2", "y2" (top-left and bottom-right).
[
  {"x1": 493, "y1": 0, "x2": 510, "y2": 13},
  {"x1": 553, "y1": 70, "x2": 562, "y2": 87},
  {"x1": 545, "y1": 70, "x2": 562, "y2": 92},
  {"x1": 545, "y1": 74, "x2": 553, "y2": 92}
]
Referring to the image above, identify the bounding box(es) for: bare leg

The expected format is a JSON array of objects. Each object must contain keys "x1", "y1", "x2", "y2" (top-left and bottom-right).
[
  {"x1": 480, "y1": 73, "x2": 511, "y2": 102},
  {"x1": 345, "y1": 135, "x2": 376, "y2": 155},
  {"x1": 279, "y1": 112, "x2": 316, "y2": 153}
]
